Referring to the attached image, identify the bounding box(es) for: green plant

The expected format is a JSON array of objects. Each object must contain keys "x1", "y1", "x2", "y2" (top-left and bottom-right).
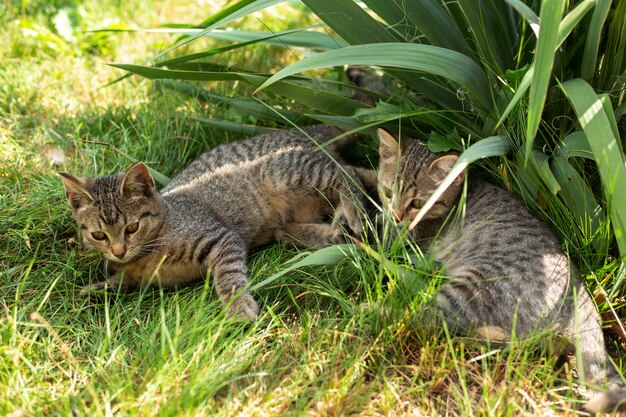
[
  {"x1": 116, "y1": 0, "x2": 625, "y2": 295},
  {"x1": 3, "y1": 1, "x2": 626, "y2": 415}
]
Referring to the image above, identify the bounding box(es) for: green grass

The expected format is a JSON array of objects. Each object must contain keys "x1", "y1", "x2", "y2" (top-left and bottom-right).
[{"x1": 1, "y1": 1, "x2": 624, "y2": 416}]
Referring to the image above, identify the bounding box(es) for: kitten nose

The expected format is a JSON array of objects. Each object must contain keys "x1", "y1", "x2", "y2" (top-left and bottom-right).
[{"x1": 111, "y1": 243, "x2": 127, "y2": 258}]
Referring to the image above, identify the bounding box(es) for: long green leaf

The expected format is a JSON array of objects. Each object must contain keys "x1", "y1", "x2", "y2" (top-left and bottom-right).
[
  {"x1": 255, "y1": 43, "x2": 491, "y2": 112},
  {"x1": 600, "y1": 93, "x2": 624, "y2": 155},
  {"x1": 146, "y1": 0, "x2": 285, "y2": 64},
  {"x1": 409, "y1": 135, "x2": 511, "y2": 230},
  {"x1": 456, "y1": 0, "x2": 516, "y2": 72},
  {"x1": 364, "y1": 0, "x2": 473, "y2": 56},
  {"x1": 531, "y1": 149, "x2": 560, "y2": 194},
  {"x1": 560, "y1": 78, "x2": 626, "y2": 257},
  {"x1": 525, "y1": 0, "x2": 565, "y2": 161},
  {"x1": 190, "y1": 117, "x2": 278, "y2": 136},
  {"x1": 159, "y1": 80, "x2": 310, "y2": 125},
  {"x1": 138, "y1": 27, "x2": 347, "y2": 50},
  {"x1": 104, "y1": 23, "x2": 291, "y2": 87},
  {"x1": 580, "y1": 0, "x2": 611, "y2": 81},
  {"x1": 598, "y1": 0, "x2": 626, "y2": 91},
  {"x1": 299, "y1": 0, "x2": 465, "y2": 111},
  {"x1": 497, "y1": 0, "x2": 595, "y2": 126},
  {"x1": 550, "y1": 156, "x2": 606, "y2": 252},
  {"x1": 505, "y1": 0, "x2": 539, "y2": 35},
  {"x1": 301, "y1": 0, "x2": 398, "y2": 44},
  {"x1": 110, "y1": 64, "x2": 367, "y2": 115},
  {"x1": 555, "y1": 132, "x2": 593, "y2": 159},
  {"x1": 250, "y1": 244, "x2": 360, "y2": 291},
  {"x1": 356, "y1": 0, "x2": 417, "y2": 42}
]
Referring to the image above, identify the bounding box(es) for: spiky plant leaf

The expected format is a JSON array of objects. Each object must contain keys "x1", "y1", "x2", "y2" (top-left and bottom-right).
[
  {"x1": 255, "y1": 43, "x2": 491, "y2": 112},
  {"x1": 560, "y1": 78, "x2": 626, "y2": 256}
]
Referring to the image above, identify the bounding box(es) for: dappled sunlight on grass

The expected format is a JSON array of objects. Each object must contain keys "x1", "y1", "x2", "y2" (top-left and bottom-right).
[{"x1": 1, "y1": 0, "x2": 625, "y2": 416}]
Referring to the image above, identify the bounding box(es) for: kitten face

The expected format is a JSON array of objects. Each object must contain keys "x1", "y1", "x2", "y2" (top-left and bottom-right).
[
  {"x1": 60, "y1": 163, "x2": 164, "y2": 263},
  {"x1": 376, "y1": 130, "x2": 463, "y2": 224}
]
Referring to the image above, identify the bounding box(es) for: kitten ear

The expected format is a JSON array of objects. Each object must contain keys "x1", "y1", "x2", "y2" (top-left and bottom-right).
[
  {"x1": 428, "y1": 155, "x2": 463, "y2": 186},
  {"x1": 120, "y1": 162, "x2": 155, "y2": 198},
  {"x1": 377, "y1": 129, "x2": 400, "y2": 159},
  {"x1": 58, "y1": 172, "x2": 94, "y2": 210}
]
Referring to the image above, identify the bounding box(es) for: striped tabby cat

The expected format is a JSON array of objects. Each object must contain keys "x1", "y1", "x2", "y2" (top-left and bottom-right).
[
  {"x1": 376, "y1": 129, "x2": 626, "y2": 412},
  {"x1": 60, "y1": 125, "x2": 372, "y2": 321}
]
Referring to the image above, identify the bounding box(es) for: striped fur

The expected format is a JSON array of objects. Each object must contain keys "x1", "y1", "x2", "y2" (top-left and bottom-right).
[
  {"x1": 60, "y1": 125, "x2": 372, "y2": 321},
  {"x1": 376, "y1": 130, "x2": 626, "y2": 413}
]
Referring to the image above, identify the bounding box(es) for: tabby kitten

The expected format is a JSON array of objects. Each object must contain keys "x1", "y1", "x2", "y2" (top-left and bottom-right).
[
  {"x1": 376, "y1": 129, "x2": 626, "y2": 412},
  {"x1": 60, "y1": 125, "x2": 372, "y2": 321}
]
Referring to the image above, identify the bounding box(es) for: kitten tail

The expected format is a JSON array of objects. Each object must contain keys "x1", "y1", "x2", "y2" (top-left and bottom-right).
[{"x1": 572, "y1": 296, "x2": 626, "y2": 413}]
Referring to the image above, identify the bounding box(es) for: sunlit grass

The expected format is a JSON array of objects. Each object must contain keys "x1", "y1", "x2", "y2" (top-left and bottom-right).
[{"x1": 1, "y1": 1, "x2": 624, "y2": 416}]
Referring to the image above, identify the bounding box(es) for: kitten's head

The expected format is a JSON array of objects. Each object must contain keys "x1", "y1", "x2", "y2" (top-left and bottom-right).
[
  {"x1": 59, "y1": 163, "x2": 164, "y2": 263},
  {"x1": 376, "y1": 129, "x2": 463, "y2": 224}
]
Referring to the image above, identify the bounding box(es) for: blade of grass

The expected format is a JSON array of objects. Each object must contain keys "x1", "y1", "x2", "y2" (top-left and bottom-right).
[
  {"x1": 504, "y1": 0, "x2": 539, "y2": 36},
  {"x1": 364, "y1": 0, "x2": 473, "y2": 56},
  {"x1": 81, "y1": 140, "x2": 171, "y2": 186},
  {"x1": 550, "y1": 155, "x2": 606, "y2": 252},
  {"x1": 135, "y1": 27, "x2": 347, "y2": 49},
  {"x1": 497, "y1": 0, "x2": 595, "y2": 126},
  {"x1": 616, "y1": 102, "x2": 626, "y2": 120},
  {"x1": 145, "y1": 0, "x2": 285, "y2": 65},
  {"x1": 159, "y1": 80, "x2": 311, "y2": 125},
  {"x1": 301, "y1": 0, "x2": 398, "y2": 44},
  {"x1": 353, "y1": 238, "x2": 426, "y2": 294},
  {"x1": 580, "y1": 0, "x2": 611, "y2": 81},
  {"x1": 190, "y1": 117, "x2": 278, "y2": 136},
  {"x1": 109, "y1": 64, "x2": 367, "y2": 115},
  {"x1": 524, "y1": 0, "x2": 566, "y2": 162},
  {"x1": 249, "y1": 244, "x2": 360, "y2": 291}
]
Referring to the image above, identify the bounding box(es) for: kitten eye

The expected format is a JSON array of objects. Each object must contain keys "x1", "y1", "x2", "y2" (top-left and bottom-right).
[
  {"x1": 383, "y1": 188, "x2": 393, "y2": 199},
  {"x1": 91, "y1": 231, "x2": 107, "y2": 240},
  {"x1": 411, "y1": 200, "x2": 422, "y2": 209},
  {"x1": 126, "y1": 222, "x2": 139, "y2": 234}
]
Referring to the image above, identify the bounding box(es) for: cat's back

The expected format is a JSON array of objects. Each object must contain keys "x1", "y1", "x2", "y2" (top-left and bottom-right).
[
  {"x1": 444, "y1": 180, "x2": 561, "y2": 249},
  {"x1": 432, "y1": 179, "x2": 567, "y2": 281},
  {"x1": 432, "y1": 179, "x2": 576, "y2": 333},
  {"x1": 159, "y1": 124, "x2": 345, "y2": 246},
  {"x1": 162, "y1": 124, "x2": 338, "y2": 192}
]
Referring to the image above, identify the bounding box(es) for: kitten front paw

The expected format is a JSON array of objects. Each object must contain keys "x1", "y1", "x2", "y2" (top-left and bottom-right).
[
  {"x1": 226, "y1": 292, "x2": 260, "y2": 321},
  {"x1": 80, "y1": 275, "x2": 129, "y2": 295},
  {"x1": 80, "y1": 280, "x2": 111, "y2": 295},
  {"x1": 333, "y1": 201, "x2": 366, "y2": 237}
]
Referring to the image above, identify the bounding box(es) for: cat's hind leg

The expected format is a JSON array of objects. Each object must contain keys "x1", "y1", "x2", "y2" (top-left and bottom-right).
[{"x1": 434, "y1": 267, "x2": 497, "y2": 335}]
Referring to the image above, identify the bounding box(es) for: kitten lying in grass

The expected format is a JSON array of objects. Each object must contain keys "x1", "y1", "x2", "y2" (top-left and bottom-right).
[
  {"x1": 60, "y1": 125, "x2": 373, "y2": 321},
  {"x1": 375, "y1": 129, "x2": 626, "y2": 413}
]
